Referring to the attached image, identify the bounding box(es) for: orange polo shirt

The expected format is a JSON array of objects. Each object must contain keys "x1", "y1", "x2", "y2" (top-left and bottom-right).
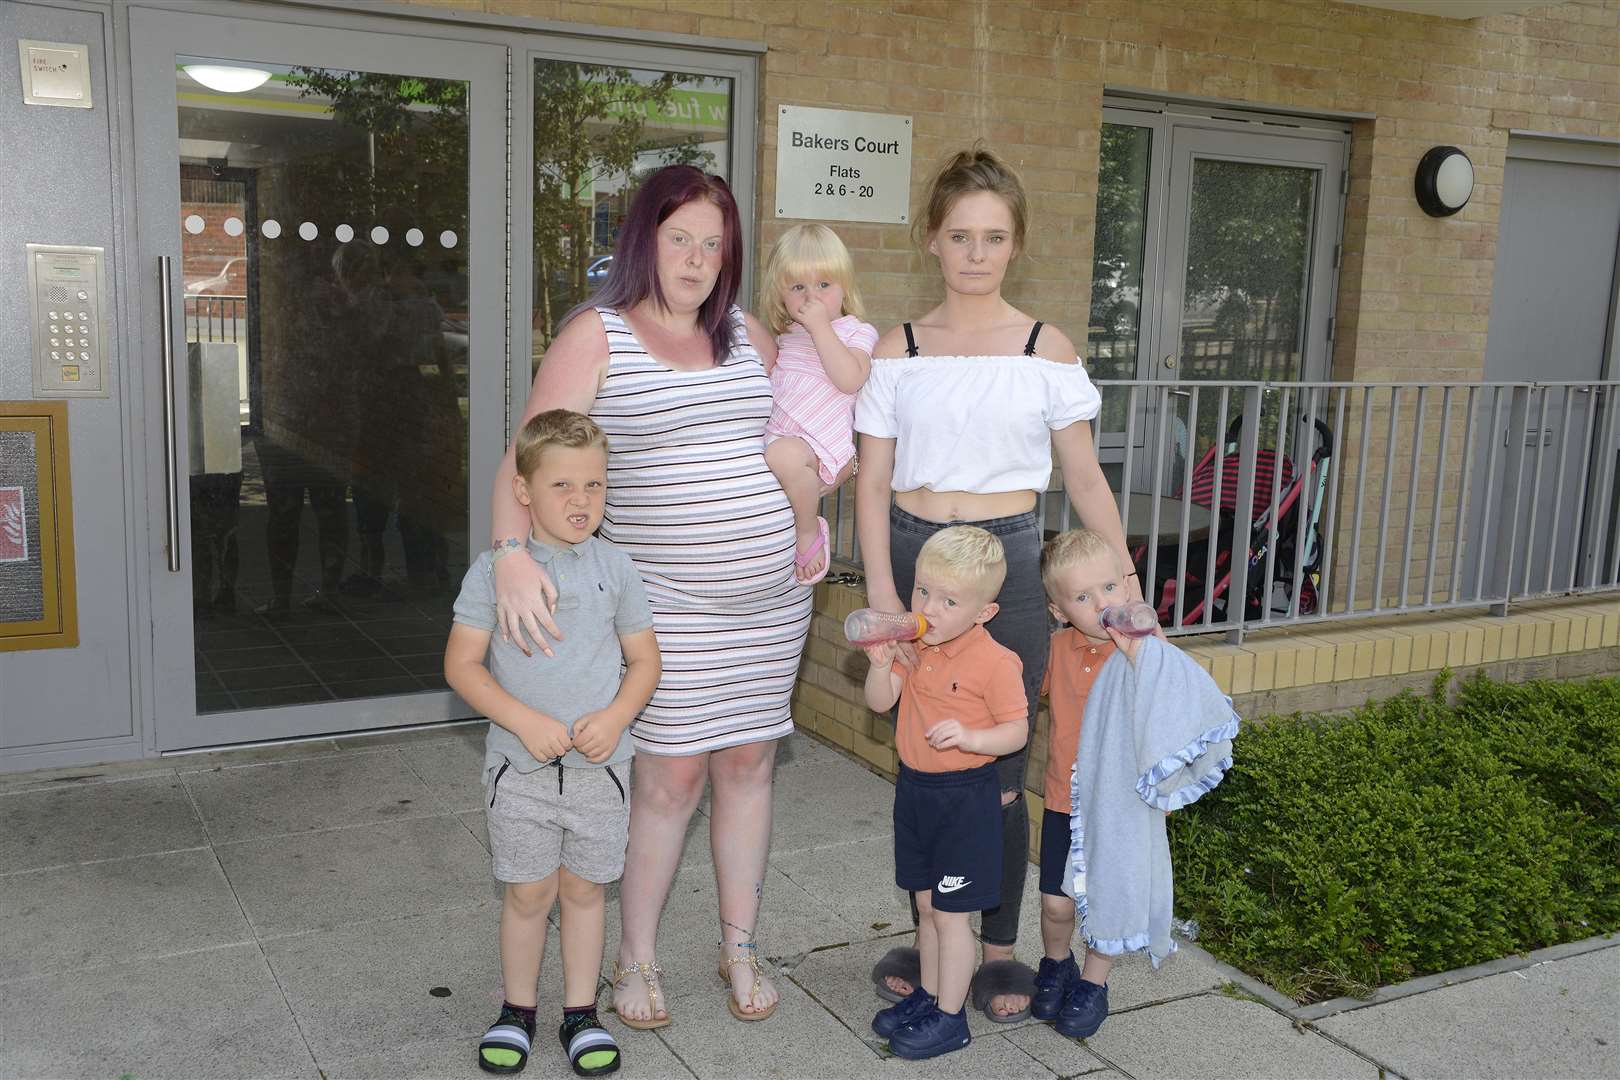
[
  {"x1": 894, "y1": 624, "x2": 1027, "y2": 773},
  {"x1": 1041, "y1": 627, "x2": 1117, "y2": 813}
]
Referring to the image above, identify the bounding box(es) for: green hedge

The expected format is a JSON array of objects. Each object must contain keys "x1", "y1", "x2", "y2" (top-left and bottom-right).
[{"x1": 1168, "y1": 673, "x2": 1620, "y2": 1002}]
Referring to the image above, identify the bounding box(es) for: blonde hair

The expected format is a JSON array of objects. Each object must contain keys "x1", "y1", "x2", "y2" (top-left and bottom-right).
[
  {"x1": 759, "y1": 224, "x2": 864, "y2": 336},
  {"x1": 915, "y1": 144, "x2": 1029, "y2": 254},
  {"x1": 514, "y1": 409, "x2": 607, "y2": 479},
  {"x1": 1040, "y1": 528, "x2": 1118, "y2": 597},
  {"x1": 916, "y1": 525, "x2": 1007, "y2": 602}
]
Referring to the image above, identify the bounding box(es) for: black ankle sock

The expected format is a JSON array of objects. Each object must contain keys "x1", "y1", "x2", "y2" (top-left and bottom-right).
[
  {"x1": 563, "y1": 1004, "x2": 598, "y2": 1024},
  {"x1": 503, "y1": 1002, "x2": 537, "y2": 1033}
]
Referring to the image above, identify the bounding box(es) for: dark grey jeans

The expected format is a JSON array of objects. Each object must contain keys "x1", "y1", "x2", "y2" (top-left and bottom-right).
[{"x1": 888, "y1": 504, "x2": 1048, "y2": 947}]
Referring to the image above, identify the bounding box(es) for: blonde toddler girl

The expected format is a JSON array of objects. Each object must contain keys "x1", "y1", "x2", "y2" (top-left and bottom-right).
[{"x1": 761, "y1": 224, "x2": 878, "y2": 584}]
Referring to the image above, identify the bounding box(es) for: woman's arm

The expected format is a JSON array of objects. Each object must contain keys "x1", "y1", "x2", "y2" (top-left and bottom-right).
[
  {"x1": 1052, "y1": 418, "x2": 1144, "y2": 604},
  {"x1": 744, "y1": 312, "x2": 779, "y2": 372},
  {"x1": 855, "y1": 433, "x2": 902, "y2": 611},
  {"x1": 491, "y1": 310, "x2": 611, "y2": 655}
]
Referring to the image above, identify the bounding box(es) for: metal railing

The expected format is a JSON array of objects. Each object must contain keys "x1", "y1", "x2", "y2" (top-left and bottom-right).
[
  {"x1": 823, "y1": 378, "x2": 1620, "y2": 640},
  {"x1": 184, "y1": 294, "x2": 246, "y2": 343}
]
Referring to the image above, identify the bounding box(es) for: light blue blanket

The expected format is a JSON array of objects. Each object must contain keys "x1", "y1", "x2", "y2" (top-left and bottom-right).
[{"x1": 1066, "y1": 636, "x2": 1239, "y2": 966}]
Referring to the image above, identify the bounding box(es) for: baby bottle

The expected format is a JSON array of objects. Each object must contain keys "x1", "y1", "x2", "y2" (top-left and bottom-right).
[
  {"x1": 1099, "y1": 602, "x2": 1159, "y2": 638},
  {"x1": 843, "y1": 608, "x2": 929, "y2": 647}
]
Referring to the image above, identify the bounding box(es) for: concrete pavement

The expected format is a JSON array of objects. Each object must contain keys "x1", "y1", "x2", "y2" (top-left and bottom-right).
[{"x1": 2, "y1": 724, "x2": 1615, "y2": 1079}]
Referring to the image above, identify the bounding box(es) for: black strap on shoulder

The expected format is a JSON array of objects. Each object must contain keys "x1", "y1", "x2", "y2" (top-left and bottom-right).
[
  {"x1": 1023, "y1": 321, "x2": 1044, "y2": 356},
  {"x1": 903, "y1": 322, "x2": 919, "y2": 357}
]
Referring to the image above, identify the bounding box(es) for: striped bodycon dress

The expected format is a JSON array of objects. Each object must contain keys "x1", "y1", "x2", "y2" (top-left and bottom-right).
[{"x1": 590, "y1": 306, "x2": 813, "y2": 756}]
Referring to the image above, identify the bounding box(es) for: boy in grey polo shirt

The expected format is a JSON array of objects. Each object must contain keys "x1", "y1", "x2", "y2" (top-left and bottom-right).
[{"x1": 446, "y1": 410, "x2": 659, "y2": 1078}]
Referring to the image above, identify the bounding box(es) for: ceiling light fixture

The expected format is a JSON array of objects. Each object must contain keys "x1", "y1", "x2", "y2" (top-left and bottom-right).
[{"x1": 182, "y1": 64, "x2": 272, "y2": 94}]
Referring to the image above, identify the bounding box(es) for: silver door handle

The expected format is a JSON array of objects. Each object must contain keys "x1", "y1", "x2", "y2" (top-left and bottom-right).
[
  {"x1": 1169, "y1": 389, "x2": 1191, "y2": 398},
  {"x1": 158, "y1": 256, "x2": 181, "y2": 573}
]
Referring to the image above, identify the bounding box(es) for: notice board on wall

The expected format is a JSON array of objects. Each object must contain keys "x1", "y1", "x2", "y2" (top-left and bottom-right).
[
  {"x1": 774, "y1": 105, "x2": 913, "y2": 225},
  {"x1": 0, "y1": 401, "x2": 77, "y2": 651}
]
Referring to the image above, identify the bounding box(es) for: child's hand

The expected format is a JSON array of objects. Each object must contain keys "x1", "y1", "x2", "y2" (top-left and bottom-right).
[
  {"x1": 789, "y1": 290, "x2": 833, "y2": 332},
  {"x1": 924, "y1": 719, "x2": 973, "y2": 753},
  {"x1": 570, "y1": 709, "x2": 624, "y2": 764},
  {"x1": 522, "y1": 714, "x2": 574, "y2": 763},
  {"x1": 1104, "y1": 624, "x2": 1148, "y2": 663},
  {"x1": 863, "y1": 640, "x2": 900, "y2": 668}
]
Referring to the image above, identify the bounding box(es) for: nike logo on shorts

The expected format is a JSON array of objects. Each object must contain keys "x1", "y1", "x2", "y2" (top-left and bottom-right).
[{"x1": 936, "y1": 875, "x2": 970, "y2": 893}]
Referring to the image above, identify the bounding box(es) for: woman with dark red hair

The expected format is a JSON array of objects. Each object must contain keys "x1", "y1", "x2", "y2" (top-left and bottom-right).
[{"x1": 488, "y1": 166, "x2": 803, "y2": 1028}]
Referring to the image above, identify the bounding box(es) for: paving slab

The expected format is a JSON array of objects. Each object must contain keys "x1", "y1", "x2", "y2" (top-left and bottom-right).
[
  {"x1": 756, "y1": 754, "x2": 895, "y2": 856},
  {"x1": 456, "y1": 808, "x2": 490, "y2": 853},
  {"x1": 1316, "y1": 946, "x2": 1620, "y2": 1080},
  {"x1": 772, "y1": 836, "x2": 915, "y2": 943},
  {"x1": 0, "y1": 758, "x2": 176, "y2": 795},
  {"x1": 0, "y1": 943, "x2": 316, "y2": 1079},
  {"x1": 651, "y1": 973, "x2": 884, "y2": 1079},
  {"x1": 215, "y1": 814, "x2": 496, "y2": 938},
  {"x1": 170, "y1": 738, "x2": 348, "y2": 773},
  {"x1": 319, "y1": 1022, "x2": 697, "y2": 1080},
  {"x1": 776, "y1": 729, "x2": 854, "y2": 772},
  {"x1": 1085, "y1": 992, "x2": 1381, "y2": 1079},
  {"x1": 0, "y1": 847, "x2": 250, "y2": 982},
  {"x1": 264, "y1": 902, "x2": 525, "y2": 1062},
  {"x1": 399, "y1": 727, "x2": 490, "y2": 812},
  {"x1": 0, "y1": 773, "x2": 204, "y2": 873},
  {"x1": 182, "y1": 750, "x2": 441, "y2": 843},
  {"x1": 1001, "y1": 1020, "x2": 1116, "y2": 1077}
]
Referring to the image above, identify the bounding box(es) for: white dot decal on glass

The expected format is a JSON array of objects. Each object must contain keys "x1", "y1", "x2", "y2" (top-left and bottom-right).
[
  {"x1": 405, "y1": 228, "x2": 424, "y2": 247},
  {"x1": 370, "y1": 226, "x2": 390, "y2": 245},
  {"x1": 298, "y1": 222, "x2": 318, "y2": 241},
  {"x1": 183, "y1": 214, "x2": 205, "y2": 234},
  {"x1": 260, "y1": 219, "x2": 282, "y2": 239},
  {"x1": 223, "y1": 217, "x2": 244, "y2": 237},
  {"x1": 335, "y1": 224, "x2": 354, "y2": 243},
  {"x1": 439, "y1": 230, "x2": 458, "y2": 249}
]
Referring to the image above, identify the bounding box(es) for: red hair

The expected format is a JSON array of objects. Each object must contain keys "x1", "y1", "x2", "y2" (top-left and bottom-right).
[{"x1": 570, "y1": 166, "x2": 743, "y2": 363}]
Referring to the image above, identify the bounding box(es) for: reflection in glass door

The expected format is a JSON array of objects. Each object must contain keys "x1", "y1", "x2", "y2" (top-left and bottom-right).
[
  {"x1": 133, "y1": 9, "x2": 507, "y2": 749},
  {"x1": 529, "y1": 57, "x2": 736, "y2": 373}
]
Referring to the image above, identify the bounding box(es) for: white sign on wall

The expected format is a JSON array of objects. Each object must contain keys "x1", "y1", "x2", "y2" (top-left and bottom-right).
[{"x1": 774, "y1": 105, "x2": 913, "y2": 225}]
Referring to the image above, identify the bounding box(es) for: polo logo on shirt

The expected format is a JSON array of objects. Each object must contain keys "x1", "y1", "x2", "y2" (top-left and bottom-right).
[{"x1": 951, "y1": 682, "x2": 958, "y2": 693}]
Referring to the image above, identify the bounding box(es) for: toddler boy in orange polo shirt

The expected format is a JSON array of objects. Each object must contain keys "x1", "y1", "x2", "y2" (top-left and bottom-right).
[
  {"x1": 1030, "y1": 528, "x2": 1149, "y2": 1038},
  {"x1": 862, "y1": 526, "x2": 1029, "y2": 1061}
]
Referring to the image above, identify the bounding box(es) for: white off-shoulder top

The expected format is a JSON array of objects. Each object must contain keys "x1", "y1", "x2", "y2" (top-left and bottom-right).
[{"x1": 854, "y1": 352, "x2": 1102, "y2": 494}]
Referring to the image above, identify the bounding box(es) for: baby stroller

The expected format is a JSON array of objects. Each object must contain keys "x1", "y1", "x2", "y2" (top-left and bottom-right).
[{"x1": 1134, "y1": 412, "x2": 1333, "y2": 627}]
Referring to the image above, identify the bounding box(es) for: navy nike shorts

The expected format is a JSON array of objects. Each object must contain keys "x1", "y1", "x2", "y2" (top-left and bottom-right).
[{"x1": 893, "y1": 761, "x2": 1002, "y2": 913}]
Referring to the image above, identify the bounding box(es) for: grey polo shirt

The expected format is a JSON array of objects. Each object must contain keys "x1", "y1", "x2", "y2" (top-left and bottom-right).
[{"x1": 452, "y1": 534, "x2": 653, "y2": 774}]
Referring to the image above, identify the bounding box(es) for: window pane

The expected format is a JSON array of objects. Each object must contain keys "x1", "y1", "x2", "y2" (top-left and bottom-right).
[
  {"x1": 1180, "y1": 158, "x2": 1315, "y2": 382},
  {"x1": 1087, "y1": 123, "x2": 1151, "y2": 433},
  {"x1": 531, "y1": 60, "x2": 733, "y2": 371}
]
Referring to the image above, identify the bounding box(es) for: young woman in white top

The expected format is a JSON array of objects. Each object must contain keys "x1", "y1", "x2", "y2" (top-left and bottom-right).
[{"x1": 855, "y1": 147, "x2": 1141, "y2": 1021}]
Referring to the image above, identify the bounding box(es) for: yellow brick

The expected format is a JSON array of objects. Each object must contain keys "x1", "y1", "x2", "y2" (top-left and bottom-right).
[
  {"x1": 1481, "y1": 622, "x2": 1502, "y2": 664},
  {"x1": 1313, "y1": 643, "x2": 1338, "y2": 684},
  {"x1": 1392, "y1": 634, "x2": 1413, "y2": 675},
  {"x1": 1604, "y1": 612, "x2": 1619, "y2": 648},
  {"x1": 1550, "y1": 618, "x2": 1570, "y2": 655},
  {"x1": 1333, "y1": 641, "x2": 1356, "y2": 682},
  {"x1": 1463, "y1": 626, "x2": 1483, "y2": 667},
  {"x1": 1372, "y1": 636, "x2": 1394, "y2": 677},
  {"x1": 1252, "y1": 649, "x2": 1278, "y2": 692},
  {"x1": 1275, "y1": 648, "x2": 1298, "y2": 690},
  {"x1": 1231, "y1": 651, "x2": 1256, "y2": 696},
  {"x1": 1411, "y1": 632, "x2": 1431, "y2": 671},
  {"x1": 1446, "y1": 629, "x2": 1468, "y2": 668},
  {"x1": 1588, "y1": 613, "x2": 1607, "y2": 650},
  {"x1": 1210, "y1": 653, "x2": 1236, "y2": 694},
  {"x1": 1533, "y1": 619, "x2": 1553, "y2": 657},
  {"x1": 1353, "y1": 640, "x2": 1375, "y2": 680}
]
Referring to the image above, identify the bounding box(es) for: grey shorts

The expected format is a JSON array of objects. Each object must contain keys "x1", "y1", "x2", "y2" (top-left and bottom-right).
[{"x1": 484, "y1": 758, "x2": 631, "y2": 885}]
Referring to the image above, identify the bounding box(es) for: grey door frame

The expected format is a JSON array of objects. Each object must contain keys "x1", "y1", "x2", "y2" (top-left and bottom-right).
[{"x1": 128, "y1": 2, "x2": 508, "y2": 750}]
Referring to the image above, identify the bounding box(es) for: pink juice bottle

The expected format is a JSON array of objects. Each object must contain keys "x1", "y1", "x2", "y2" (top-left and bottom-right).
[
  {"x1": 843, "y1": 608, "x2": 929, "y2": 647},
  {"x1": 1099, "y1": 602, "x2": 1159, "y2": 638}
]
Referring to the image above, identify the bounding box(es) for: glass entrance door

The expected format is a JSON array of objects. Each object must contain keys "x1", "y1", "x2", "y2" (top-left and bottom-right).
[{"x1": 131, "y1": 7, "x2": 507, "y2": 750}]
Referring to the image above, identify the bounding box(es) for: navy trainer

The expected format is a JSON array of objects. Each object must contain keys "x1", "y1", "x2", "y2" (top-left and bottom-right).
[
  {"x1": 871, "y1": 986, "x2": 935, "y2": 1038},
  {"x1": 1031, "y1": 952, "x2": 1080, "y2": 1021},
  {"x1": 888, "y1": 1004, "x2": 971, "y2": 1060},
  {"x1": 1055, "y1": 978, "x2": 1108, "y2": 1039}
]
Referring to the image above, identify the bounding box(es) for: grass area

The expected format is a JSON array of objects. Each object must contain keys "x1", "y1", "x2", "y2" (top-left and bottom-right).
[{"x1": 1169, "y1": 672, "x2": 1620, "y2": 1003}]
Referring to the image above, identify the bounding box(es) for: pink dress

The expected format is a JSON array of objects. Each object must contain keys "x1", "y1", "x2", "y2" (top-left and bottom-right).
[{"x1": 764, "y1": 314, "x2": 879, "y2": 485}]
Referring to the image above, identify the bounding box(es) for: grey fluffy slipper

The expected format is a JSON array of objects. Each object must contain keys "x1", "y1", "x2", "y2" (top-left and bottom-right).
[
  {"x1": 869, "y1": 946, "x2": 920, "y2": 1004},
  {"x1": 970, "y1": 959, "x2": 1036, "y2": 1023}
]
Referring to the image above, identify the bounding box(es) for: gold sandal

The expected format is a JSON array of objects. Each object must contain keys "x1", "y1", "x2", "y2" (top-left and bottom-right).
[
  {"x1": 611, "y1": 959, "x2": 672, "y2": 1030},
  {"x1": 717, "y1": 946, "x2": 778, "y2": 1022}
]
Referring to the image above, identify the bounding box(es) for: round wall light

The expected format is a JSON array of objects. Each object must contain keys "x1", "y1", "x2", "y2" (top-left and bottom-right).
[
  {"x1": 1415, "y1": 146, "x2": 1474, "y2": 217},
  {"x1": 182, "y1": 64, "x2": 272, "y2": 94}
]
